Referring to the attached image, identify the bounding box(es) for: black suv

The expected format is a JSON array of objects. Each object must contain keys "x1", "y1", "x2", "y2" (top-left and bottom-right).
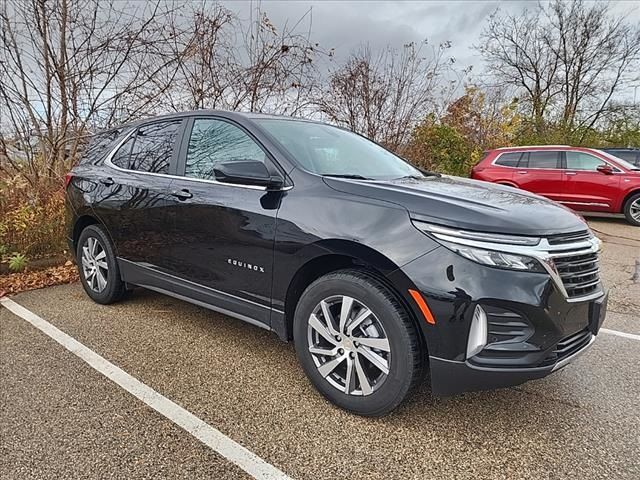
[{"x1": 66, "y1": 111, "x2": 608, "y2": 416}]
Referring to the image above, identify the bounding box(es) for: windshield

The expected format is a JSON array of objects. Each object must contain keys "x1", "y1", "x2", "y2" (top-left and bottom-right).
[
  {"x1": 255, "y1": 118, "x2": 422, "y2": 180},
  {"x1": 596, "y1": 150, "x2": 640, "y2": 170}
]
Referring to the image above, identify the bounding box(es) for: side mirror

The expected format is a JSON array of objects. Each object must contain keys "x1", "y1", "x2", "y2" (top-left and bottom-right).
[
  {"x1": 214, "y1": 160, "x2": 284, "y2": 190},
  {"x1": 596, "y1": 164, "x2": 614, "y2": 175}
]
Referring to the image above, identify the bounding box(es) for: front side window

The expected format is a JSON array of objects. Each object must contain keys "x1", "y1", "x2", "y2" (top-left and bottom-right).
[
  {"x1": 128, "y1": 121, "x2": 181, "y2": 174},
  {"x1": 255, "y1": 119, "x2": 420, "y2": 180},
  {"x1": 527, "y1": 151, "x2": 560, "y2": 169},
  {"x1": 184, "y1": 119, "x2": 267, "y2": 181},
  {"x1": 565, "y1": 152, "x2": 607, "y2": 171}
]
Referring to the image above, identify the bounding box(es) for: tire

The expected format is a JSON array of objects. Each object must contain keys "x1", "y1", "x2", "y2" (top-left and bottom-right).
[
  {"x1": 623, "y1": 192, "x2": 640, "y2": 227},
  {"x1": 76, "y1": 224, "x2": 126, "y2": 304},
  {"x1": 293, "y1": 269, "x2": 424, "y2": 416}
]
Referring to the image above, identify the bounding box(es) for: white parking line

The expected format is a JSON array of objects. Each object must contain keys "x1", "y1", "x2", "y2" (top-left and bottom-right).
[
  {"x1": 601, "y1": 328, "x2": 640, "y2": 341},
  {"x1": 0, "y1": 297, "x2": 292, "y2": 480}
]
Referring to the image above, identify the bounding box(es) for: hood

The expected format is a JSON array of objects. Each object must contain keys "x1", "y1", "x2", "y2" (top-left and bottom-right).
[{"x1": 324, "y1": 175, "x2": 588, "y2": 236}]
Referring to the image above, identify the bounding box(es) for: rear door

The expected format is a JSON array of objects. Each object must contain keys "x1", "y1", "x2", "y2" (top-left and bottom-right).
[
  {"x1": 481, "y1": 151, "x2": 520, "y2": 184},
  {"x1": 91, "y1": 119, "x2": 185, "y2": 272},
  {"x1": 513, "y1": 150, "x2": 566, "y2": 202},
  {"x1": 562, "y1": 151, "x2": 621, "y2": 212}
]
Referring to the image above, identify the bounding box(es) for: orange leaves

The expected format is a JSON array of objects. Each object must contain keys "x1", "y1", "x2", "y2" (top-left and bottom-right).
[{"x1": 0, "y1": 262, "x2": 79, "y2": 296}]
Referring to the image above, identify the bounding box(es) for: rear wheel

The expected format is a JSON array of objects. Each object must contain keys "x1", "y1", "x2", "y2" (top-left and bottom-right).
[
  {"x1": 623, "y1": 192, "x2": 640, "y2": 226},
  {"x1": 77, "y1": 224, "x2": 126, "y2": 304},
  {"x1": 293, "y1": 269, "x2": 423, "y2": 416}
]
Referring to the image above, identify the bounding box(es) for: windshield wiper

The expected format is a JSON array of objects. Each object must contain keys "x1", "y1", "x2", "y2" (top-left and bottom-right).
[
  {"x1": 417, "y1": 169, "x2": 442, "y2": 177},
  {"x1": 322, "y1": 173, "x2": 373, "y2": 180},
  {"x1": 396, "y1": 170, "x2": 441, "y2": 180}
]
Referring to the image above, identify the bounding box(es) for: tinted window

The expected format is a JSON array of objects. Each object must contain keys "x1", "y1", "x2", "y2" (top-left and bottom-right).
[
  {"x1": 495, "y1": 152, "x2": 521, "y2": 167},
  {"x1": 80, "y1": 129, "x2": 122, "y2": 165},
  {"x1": 185, "y1": 119, "x2": 266, "y2": 180},
  {"x1": 129, "y1": 121, "x2": 181, "y2": 174},
  {"x1": 528, "y1": 151, "x2": 560, "y2": 169},
  {"x1": 566, "y1": 152, "x2": 607, "y2": 171},
  {"x1": 110, "y1": 136, "x2": 134, "y2": 169}
]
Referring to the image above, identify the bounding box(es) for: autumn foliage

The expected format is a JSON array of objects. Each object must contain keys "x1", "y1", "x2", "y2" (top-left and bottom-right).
[{"x1": 1, "y1": 0, "x2": 639, "y2": 294}]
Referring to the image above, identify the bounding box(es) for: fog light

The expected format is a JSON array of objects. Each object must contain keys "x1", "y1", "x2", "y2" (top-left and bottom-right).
[{"x1": 466, "y1": 305, "x2": 488, "y2": 359}]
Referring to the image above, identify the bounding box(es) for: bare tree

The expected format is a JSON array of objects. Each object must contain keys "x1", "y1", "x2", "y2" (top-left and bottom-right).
[
  {"x1": 0, "y1": 0, "x2": 180, "y2": 183},
  {"x1": 546, "y1": 0, "x2": 640, "y2": 131},
  {"x1": 316, "y1": 40, "x2": 459, "y2": 152},
  {"x1": 152, "y1": 4, "x2": 236, "y2": 111},
  {"x1": 234, "y1": 6, "x2": 326, "y2": 115},
  {"x1": 477, "y1": 7, "x2": 559, "y2": 133},
  {"x1": 478, "y1": 0, "x2": 640, "y2": 137},
  {"x1": 156, "y1": 3, "x2": 327, "y2": 115}
]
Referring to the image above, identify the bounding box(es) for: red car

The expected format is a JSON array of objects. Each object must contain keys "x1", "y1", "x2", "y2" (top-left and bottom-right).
[{"x1": 471, "y1": 146, "x2": 640, "y2": 226}]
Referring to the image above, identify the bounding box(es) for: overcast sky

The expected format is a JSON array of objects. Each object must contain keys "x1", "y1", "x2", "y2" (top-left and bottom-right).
[{"x1": 221, "y1": 0, "x2": 640, "y2": 99}]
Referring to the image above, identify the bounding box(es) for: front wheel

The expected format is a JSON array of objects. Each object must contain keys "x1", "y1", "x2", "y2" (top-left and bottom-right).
[
  {"x1": 623, "y1": 193, "x2": 640, "y2": 226},
  {"x1": 293, "y1": 269, "x2": 424, "y2": 416}
]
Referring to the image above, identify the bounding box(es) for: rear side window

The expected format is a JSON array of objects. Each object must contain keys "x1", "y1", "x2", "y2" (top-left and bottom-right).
[
  {"x1": 129, "y1": 121, "x2": 182, "y2": 174},
  {"x1": 184, "y1": 118, "x2": 267, "y2": 181},
  {"x1": 494, "y1": 152, "x2": 522, "y2": 167},
  {"x1": 110, "y1": 136, "x2": 135, "y2": 169},
  {"x1": 79, "y1": 129, "x2": 122, "y2": 165},
  {"x1": 527, "y1": 151, "x2": 560, "y2": 169}
]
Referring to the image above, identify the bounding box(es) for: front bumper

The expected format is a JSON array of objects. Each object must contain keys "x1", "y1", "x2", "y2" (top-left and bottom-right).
[
  {"x1": 393, "y1": 246, "x2": 608, "y2": 396},
  {"x1": 429, "y1": 331, "x2": 597, "y2": 395}
]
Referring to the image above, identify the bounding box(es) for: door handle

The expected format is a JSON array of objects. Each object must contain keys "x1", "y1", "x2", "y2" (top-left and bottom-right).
[
  {"x1": 171, "y1": 189, "x2": 193, "y2": 200},
  {"x1": 516, "y1": 171, "x2": 528, "y2": 174},
  {"x1": 100, "y1": 177, "x2": 115, "y2": 186},
  {"x1": 565, "y1": 172, "x2": 577, "y2": 176}
]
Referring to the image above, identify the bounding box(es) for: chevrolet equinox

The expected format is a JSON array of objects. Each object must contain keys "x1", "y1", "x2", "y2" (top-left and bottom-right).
[{"x1": 66, "y1": 111, "x2": 608, "y2": 416}]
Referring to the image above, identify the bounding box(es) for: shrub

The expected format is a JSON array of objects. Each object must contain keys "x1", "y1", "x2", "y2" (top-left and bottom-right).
[
  {"x1": 8, "y1": 252, "x2": 28, "y2": 272},
  {"x1": 0, "y1": 174, "x2": 67, "y2": 260}
]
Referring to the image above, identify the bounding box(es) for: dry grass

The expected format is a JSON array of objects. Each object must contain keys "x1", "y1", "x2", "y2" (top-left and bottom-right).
[{"x1": 0, "y1": 174, "x2": 68, "y2": 265}]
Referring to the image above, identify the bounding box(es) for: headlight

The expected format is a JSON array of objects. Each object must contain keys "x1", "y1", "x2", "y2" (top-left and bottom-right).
[
  {"x1": 412, "y1": 220, "x2": 546, "y2": 273},
  {"x1": 446, "y1": 244, "x2": 545, "y2": 272}
]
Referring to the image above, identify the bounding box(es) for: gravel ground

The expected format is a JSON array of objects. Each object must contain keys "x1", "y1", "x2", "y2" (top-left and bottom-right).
[{"x1": 1, "y1": 217, "x2": 638, "y2": 479}]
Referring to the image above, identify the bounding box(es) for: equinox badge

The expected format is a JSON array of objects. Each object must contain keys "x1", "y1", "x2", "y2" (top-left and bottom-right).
[{"x1": 228, "y1": 258, "x2": 265, "y2": 273}]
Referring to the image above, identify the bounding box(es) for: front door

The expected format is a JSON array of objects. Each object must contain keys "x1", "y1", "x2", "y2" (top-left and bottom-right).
[
  {"x1": 562, "y1": 151, "x2": 621, "y2": 212},
  {"x1": 165, "y1": 117, "x2": 282, "y2": 324}
]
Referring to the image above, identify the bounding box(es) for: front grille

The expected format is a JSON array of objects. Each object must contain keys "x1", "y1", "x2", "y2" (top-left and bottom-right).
[
  {"x1": 553, "y1": 251, "x2": 601, "y2": 299},
  {"x1": 550, "y1": 328, "x2": 592, "y2": 362},
  {"x1": 547, "y1": 230, "x2": 591, "y2": 245}
]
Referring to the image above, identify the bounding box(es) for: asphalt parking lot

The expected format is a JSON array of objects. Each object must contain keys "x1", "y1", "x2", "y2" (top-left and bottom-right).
[{"x1": 1, "y1": 217, "x2": 639, "y2": 479}]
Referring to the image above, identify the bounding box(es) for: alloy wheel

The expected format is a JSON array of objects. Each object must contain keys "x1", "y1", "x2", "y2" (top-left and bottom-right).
[
  {"x1": 631, "y1": 198, "x2": 640, "y2": 222},
  {"x1": 81, "y1": 236, "x2": 109, "y2": 292},
  {"x1": 307, "y1": 295, "x2": 391, "y2": 396}
]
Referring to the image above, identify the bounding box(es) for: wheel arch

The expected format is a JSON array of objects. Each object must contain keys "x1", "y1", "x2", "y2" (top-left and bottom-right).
[
  {"x1": 72, "y1": 214, "x2": 119, "y2": 257},
  {"x1": 497, "y1": 181, "x2": 519, "y2": 188},
  {"x1": 620, "y1": 188, "x2": 640, "y2": 213},
  {"x1": 280, "y1": 240, "x2": 427, "y2": 357},
  {"x1": 72, "y1": 215, "x2": 100, "y2": 253}
]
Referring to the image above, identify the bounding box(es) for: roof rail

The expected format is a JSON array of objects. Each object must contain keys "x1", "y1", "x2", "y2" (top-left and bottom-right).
[{"x1": 495, "y1": 145, "x2": 571, "y2": 150}]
